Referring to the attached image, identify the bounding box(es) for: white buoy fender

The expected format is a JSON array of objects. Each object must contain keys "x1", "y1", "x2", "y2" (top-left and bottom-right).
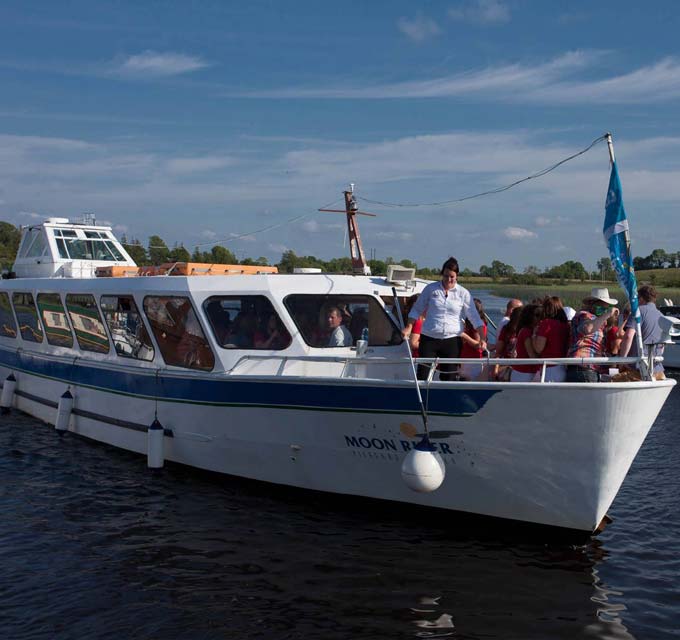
[
  {"x1": 147, "y1": 418, "x2": 164, "y2": 469},
  {"x1": 54, "y1": 389, "x2": 73, "y2": 433},
  {"x1": 401, "y1": 438, "x2": 446, "y2": 493},
  {"x1": 1, "y1": 374, "x2": 17, "y2": 414}
]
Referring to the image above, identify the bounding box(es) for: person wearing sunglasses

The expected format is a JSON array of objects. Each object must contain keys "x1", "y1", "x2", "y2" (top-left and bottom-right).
[{"x1": 566, "y1": 287, "x2": 619, "y2": 382}]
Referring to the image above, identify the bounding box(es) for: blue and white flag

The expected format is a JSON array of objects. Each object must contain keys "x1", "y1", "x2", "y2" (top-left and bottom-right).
[{"x1": 603, "y1": 161, "x2": 640, "y2": 325}]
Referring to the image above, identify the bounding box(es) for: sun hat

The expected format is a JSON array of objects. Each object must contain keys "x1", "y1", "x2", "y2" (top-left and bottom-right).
[{"x1": 584, "y1": 287, "x2": 618, "y2": 306}]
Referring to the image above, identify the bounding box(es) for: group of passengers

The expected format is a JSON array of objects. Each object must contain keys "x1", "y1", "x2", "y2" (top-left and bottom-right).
[
  {"x1": 205, "y1": 300, "x2": 291, "y2": 350},
  {"x1": 401, "y1": 256, "x2": 667, "y2": 383}
]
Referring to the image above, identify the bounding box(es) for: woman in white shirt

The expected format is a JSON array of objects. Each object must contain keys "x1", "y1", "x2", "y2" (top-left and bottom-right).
[{"x1": 402, "y1": 257, "x2": 486, "y2": 380}]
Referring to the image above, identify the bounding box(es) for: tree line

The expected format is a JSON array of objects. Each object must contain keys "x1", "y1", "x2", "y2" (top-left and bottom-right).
[{"x1": 0, "y1": 221, "x2": 679, "y2": 280}]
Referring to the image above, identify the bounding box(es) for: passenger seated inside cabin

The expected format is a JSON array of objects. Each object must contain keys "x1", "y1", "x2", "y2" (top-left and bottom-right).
[
  {"x1": 205, "y1": 300, "x2": 232, "y2": 346},
  {"x1": 326, "y1": 306, "x2": 353, "y2": 347},
  {"x1": 227, "y1": 311, "x2": 255, "y2": 349},
  {"x1": 349, "y1": 307, "x2": 368, "y2": 343},
  {"x1": 254, "y1": 314, "x2": 291, "y2": 350}
]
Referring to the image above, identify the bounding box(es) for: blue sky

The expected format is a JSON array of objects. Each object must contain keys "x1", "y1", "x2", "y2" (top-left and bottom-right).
[{"x1": 2, "y1": 0, "x2": 680, "y2": 271}]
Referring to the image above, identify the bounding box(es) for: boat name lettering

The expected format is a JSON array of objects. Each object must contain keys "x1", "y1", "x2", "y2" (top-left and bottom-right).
[{"x1": 344, "y1": 435, "x2": 453, "y2": 454}]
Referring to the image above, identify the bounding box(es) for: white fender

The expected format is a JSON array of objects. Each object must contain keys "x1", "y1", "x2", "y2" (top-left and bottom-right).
[
  {"x1": 1, "y1": 374, "x2": 17, "y2": 415},
  {"x1": 147, "y1": 418, "x2": 165, "y2": 469}
]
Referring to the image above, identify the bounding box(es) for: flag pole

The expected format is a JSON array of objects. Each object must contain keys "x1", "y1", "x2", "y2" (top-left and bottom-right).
[{"x1": 605, "y1": 133, "x2": 646, "y2": 367}]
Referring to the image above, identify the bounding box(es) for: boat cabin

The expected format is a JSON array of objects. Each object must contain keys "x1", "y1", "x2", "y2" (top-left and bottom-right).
[{"x1": 13, "y1": 217, "x2": 136, "y2": 278}]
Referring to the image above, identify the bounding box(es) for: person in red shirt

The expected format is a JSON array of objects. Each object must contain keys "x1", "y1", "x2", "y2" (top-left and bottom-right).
[
  {"x1": 460, "y1": 298, "x2": 487, "y2": 380},
  {"x1": 404, "y1": 294, "x2": 424, "y2": 358},
  {"x1": 492, "y1": 305, "x2": 522, "y2": 381},
  {"x1": 532, "y1": 296, "x2": 570, "y2": 382},
  {"x1": 511, "y1": 304, "x2": 543, "y2": 382}
]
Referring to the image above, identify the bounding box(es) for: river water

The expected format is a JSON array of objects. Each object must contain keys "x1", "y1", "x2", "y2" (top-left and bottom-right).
[{"x1": 2, "y1": 292, "x2": 679, "y2": 639}]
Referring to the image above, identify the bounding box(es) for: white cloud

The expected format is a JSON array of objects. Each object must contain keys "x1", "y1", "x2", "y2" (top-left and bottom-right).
[
  {"x1": 397, "y1": 14, "x2": 442, "y2": 42},
  {"x1": 165, "y1": 156, "x2": 235, "y2": 174},
  {"x1": 235, "y1": 51, "x2": 593, "y2": 99},
  {"x1": 233, "y1": 52, "x2": 680, "y2": 105},
  {"x1": 535, "y1": 216, "x2": 551, "y2": 226},
  {"x1": 18, "y1": 211, "x2": 43, "y2": 219},
  {"x1": 268, "y1": 243, "x2": 288, "y2": 254},
  {"x1": 503, "y1": 227, "x2": 537, "y2": 240},
  {"x1": 115, "y1": 51, "x2": 209, "y2": 78},
  {"x1": 302, "y1": 219, "x2": 322, "y2": 233},
  {"x1": 376, "y1": 230, "x2": 414, "y2": 241},
  {"x1": 448, "y1": 0, "x2": 510, "y2": 24},
  {"x1": 200, "y1": 230, "x2": 217, "y2": 240}
]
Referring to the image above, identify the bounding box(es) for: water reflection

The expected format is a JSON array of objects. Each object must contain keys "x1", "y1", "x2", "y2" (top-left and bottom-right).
[{"x1": 0, "y1": 409, "x2": 649, "y2": 639}]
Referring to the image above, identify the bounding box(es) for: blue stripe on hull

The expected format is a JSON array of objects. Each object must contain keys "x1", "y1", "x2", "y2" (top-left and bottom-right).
[{"x1": 0, "y1": 348, "x2": 500, "y2": 416}]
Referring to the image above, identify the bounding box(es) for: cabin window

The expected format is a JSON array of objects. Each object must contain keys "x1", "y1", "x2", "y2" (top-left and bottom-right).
[
  {"x1": 65, "y1": 294, "x2": 111, "y2": 353},
  {"x1": 143, "y1": 296, "x2": 214, "y2": 370},
  {"x1": 18, "y1": 228, "x2": 44, "y2": 258},
  {"x1": 25, "y1": 231, "x2": 48, "y2": 258},
  {"x1": 0, "y1": 293, "x2": 17, "y2": 339},
  {"x1": 100, "y1": 295, "x2": 155, "y2": 361},
  {"x1": 203, "y1": 296, "x2": 291, "y2": 350},
  {"x1": 36, "y1": 293, "x2": 73, "y2": 347},
  {"x1": 53, "y1": 229, "x2": 123, "y2": 262},
  {"x1": 12, "y1": 292, "x2": 44, "y2": 343},
  {"x1": 284, "y1": 294, "x2": 402, "y2": 348}
]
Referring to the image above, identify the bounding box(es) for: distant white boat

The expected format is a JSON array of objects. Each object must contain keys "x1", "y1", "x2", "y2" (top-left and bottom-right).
[{"x1": 0, "y1": 216, "x2": 674, "y2": 535}]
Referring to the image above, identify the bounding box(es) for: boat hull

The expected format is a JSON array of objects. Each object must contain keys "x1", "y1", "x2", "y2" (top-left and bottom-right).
[{"x1": 0, "y1": 348, "x2": 673, "y2": 533}]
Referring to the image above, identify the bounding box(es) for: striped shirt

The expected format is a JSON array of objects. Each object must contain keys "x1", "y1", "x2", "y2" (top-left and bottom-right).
[{"x1": 567, "y1": 310, "x2": 605, "y2": 367}]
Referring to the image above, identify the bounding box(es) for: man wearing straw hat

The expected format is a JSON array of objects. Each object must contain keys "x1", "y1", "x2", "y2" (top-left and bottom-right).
[{"x1": 566, "y1": 287, "x2": 619, "y2": 383}]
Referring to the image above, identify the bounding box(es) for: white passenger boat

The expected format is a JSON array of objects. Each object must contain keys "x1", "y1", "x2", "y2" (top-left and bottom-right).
[
  {"x1": 659, "y1": 305, "x2": 680, "y2": 369},
  {"x1": 0, "y1": 216, "x2": 675, "y2": 535}
]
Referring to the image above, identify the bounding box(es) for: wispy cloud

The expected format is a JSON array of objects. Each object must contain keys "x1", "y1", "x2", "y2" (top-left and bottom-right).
[
  {"x1": 232, "y1": 51, "x2": 594, "y2": 99},
  {"x1": 165, "y1": 156, "x2": 235, "y2": 174},
  {"x1": 397, "y1": 14, "x2": 442, "y2": 42},
  {"x1": 114, "y1": 51, "x2": 209, "y2": 78},
  {"x1": 503, "y1": 227, "x2": 537, "y2": 240},
  {"x1": 231, "y1": 52, "x2": 680, "y2": 105},
  {"x1": 448, "y1": 0, "x2": 510, "y2": 24}
]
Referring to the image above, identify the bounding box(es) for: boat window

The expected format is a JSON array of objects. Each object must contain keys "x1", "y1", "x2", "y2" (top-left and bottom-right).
[
  {"x1": 54, "y1": 229, "x2": 78, "y2": 238},
  {"x1": 284, "y1": 294, "x2": 403, "y2": 348},
  {"x1": 56, "y1": 238, "x2": 69, "y2": 259},
  {"x1": 143, "y1": 296, "x2": 214, "y2": 370},
  {"x1": 105, "y1": 241, "x2": 126, "y2": 261},
  {"x1": 25, "y1": 231, "x2": 48, "y2": 258},
  {"x1": 12, "y1": 292, "x2": 44, "y2": 343},
  {"x1": 0, "y1": 293, "x2": 17, "y2": 339},
  {"x1": 18, "y1": 228, "x2": 41, "y2": 258},
  {"x1": 36, "y1": 293, "x2": 73, "y2": 347},
  {"x1": 100, "y1": 295, "x2": 155, "y2": 361},
  {"x1": 203, "y1": 296, "x2": 291, "y2": 350},
  {"x1": 65, "y1": 294, "x2": 111, "y2": 353}
]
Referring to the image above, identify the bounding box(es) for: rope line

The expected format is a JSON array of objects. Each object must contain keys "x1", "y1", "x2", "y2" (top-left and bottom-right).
[
  {"x1": 123, "y1": 197, "x2": 344, "y2": 251},
  {"x1": 356, "y1": 134, "x2": 608, "y2": 208}
]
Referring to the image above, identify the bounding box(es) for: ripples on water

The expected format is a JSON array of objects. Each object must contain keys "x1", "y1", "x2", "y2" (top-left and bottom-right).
[{"x1": 2, "y1": 381, "x2": 679, "y2": 636}]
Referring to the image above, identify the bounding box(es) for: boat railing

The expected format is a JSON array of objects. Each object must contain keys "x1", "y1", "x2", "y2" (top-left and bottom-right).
[{"x1": 228, "y1": 353, "x2": 654, "y2": 382}]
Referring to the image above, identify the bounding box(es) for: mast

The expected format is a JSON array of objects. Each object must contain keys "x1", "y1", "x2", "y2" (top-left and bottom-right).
[{"x1": 344, "y1": 184, "x2": 371, "y2": 275}]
